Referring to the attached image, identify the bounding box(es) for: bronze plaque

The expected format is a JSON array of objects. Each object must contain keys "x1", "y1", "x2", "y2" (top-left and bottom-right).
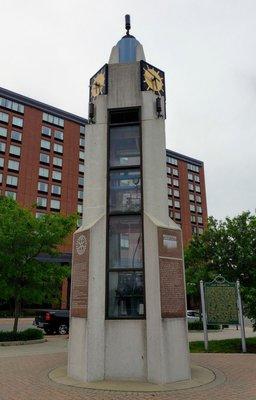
[
  {"x1": 159, "y1": 258, "x2": 186, "y2": 318},
  {"x1": 70, "y1": 230, "x2": 90, "y2": 318},
  {"x1": 158, "y1": 228, "x2": 182, "y2": 259}
]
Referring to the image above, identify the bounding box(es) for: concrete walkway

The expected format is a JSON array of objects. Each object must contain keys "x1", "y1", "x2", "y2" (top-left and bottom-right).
[
  {"x1": 0, "y1": 336, "x2": 256, "y2": 399},
  {"x1": 189, "y1": 326, "x2": 256, "y2": 342}
]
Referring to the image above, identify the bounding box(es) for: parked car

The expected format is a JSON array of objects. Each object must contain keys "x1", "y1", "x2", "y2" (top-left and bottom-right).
[
  {"x1": 187, "y1": 309, "x2": 200, "y2": 322},
  {"x1": 34, "y1": 309, "x2": 69, "y2": 335}
]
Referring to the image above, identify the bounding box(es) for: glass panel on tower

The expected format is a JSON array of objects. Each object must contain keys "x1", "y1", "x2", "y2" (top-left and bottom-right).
[
  {"x1": 109, "y1": 125, "x2": 140, "y2": 167},
  {"x1": 108, "y1": 271, "x2": 144, "y2": 318},
  {"x1": 109, "y1": 170, "x2": 141, "y2": 213},
  {"x1": 108, "y1": 215, "x2": 143, "y2": 269}
]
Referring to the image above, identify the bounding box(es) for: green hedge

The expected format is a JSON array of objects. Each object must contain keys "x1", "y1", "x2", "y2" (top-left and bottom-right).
[
  {"x1": 0, "y1": 310, "x2": 37, "y2": 318},
  {"x1": 188, "y1": 321, "x2": 220, "y2": 330},
  {"x1": 0, "y1": 328, "x2": 44, "y2": 342}
]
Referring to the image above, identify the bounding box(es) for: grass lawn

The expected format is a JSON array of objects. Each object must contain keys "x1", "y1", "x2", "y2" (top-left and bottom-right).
[{"x1": 190, "y1": 337, "x2": 256, "y2": 353}]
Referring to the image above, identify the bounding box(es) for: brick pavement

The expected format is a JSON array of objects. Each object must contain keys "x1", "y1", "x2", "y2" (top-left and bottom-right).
[{"x1": 0, "y1": 343, "x2": 256, "y2": 399}]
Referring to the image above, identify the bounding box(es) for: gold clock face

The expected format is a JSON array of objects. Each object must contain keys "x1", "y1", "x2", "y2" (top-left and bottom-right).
[
  {"x1": 91, "y1": 72, "x2": 105, "y2": 98},
  {"x1": 143, "y1": 67, "x2": 164, "y2": 93},
  {"x1": 89, "y1": 64, "x2": 108, "y2": 101}
]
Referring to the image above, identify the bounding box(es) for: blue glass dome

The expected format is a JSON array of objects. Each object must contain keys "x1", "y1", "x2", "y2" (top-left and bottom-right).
[{"x1": 117, "y1": 36, "x2": 140, "y2": 63}]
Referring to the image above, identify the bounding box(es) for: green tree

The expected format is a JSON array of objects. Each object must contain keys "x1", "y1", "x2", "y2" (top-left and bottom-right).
[
  {"x1": 0, "y1": 197, "x2": 77, "y2": 332},
  {"x1": 185, "y1": 212, "x2": 256, "y2": 328}
]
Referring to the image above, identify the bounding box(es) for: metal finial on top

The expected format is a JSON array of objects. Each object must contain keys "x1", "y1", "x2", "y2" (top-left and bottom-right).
[{"x1": 125, "y1": 14, "x2": 131, "y2": 35}]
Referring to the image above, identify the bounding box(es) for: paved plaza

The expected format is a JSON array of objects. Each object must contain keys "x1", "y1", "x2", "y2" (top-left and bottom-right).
[{"x1": 0, "y1": 336, "x2": 256, "y2": 400}]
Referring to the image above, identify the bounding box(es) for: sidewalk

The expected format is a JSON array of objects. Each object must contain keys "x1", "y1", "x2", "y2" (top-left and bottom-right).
[
  {"x1": 0, "y1": 337, "x2": 256, "y2": 399},
  {"x1": 189, "y1": 326, "x2": 256, "y2": 342}
]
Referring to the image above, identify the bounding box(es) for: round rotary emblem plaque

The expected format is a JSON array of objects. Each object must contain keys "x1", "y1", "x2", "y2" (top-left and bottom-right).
[{"x1": 76, "y1": 234, "x2": 87, "y2": 256}]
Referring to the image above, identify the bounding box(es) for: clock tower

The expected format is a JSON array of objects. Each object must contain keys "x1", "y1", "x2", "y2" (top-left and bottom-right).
[{"x1": 68, "y1": 15, "x2": 190, "y2": 384}]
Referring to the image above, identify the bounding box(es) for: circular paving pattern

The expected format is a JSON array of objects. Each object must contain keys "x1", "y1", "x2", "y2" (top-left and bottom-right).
[{"x1": 49, "y1": 364, "x2": 220, "y2": 392}]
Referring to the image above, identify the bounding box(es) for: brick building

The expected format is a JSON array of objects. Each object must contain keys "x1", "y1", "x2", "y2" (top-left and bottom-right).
[{"x1": 0, "y1": 87, "x2": 207, "y2": 307}]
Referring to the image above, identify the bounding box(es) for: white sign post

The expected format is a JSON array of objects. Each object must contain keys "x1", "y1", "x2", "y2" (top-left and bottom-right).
[
  {"x1": 200, "y1": 280, "x2": 208, "y2": 351},
  {"x1": 236, "y1": 279, "x2": 247, "y2": 353}
]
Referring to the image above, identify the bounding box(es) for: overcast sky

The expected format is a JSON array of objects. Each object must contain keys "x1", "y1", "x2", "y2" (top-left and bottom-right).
[{"x1": 0, "y1": 0, "x2": 255, "y2": 220}]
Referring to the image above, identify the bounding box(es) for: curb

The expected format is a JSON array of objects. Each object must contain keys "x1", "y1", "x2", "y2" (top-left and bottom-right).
[{"x1": 0, "y1": 338, "x2": 47, "y2": 346}]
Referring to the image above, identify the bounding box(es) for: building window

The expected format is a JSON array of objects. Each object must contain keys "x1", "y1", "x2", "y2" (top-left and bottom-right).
[
  {"x1": 189, "y1": 193, "x2": 195, "y2": 201},
  {"x1": 196, "y1": 195, "x2": 201, "y2": 203},
  {"x1": 38, "y1": 182, "x2": 48, "y2": 192},
  {"x1": 12, "y1": 116, "x2": 23, "y2": 127},
  {"x1": 197, "y1": 206, "x2": 202, "y2": 213},
  {"x1": 8, "y1": 160, "x2": 19, "y2": 171},
  {"x1": 192, "y1": 226, "x2": 197, "y2": 234},
  {"x1": 0, "y1": 157, "x2": 4, "y2": 168},
  {"x1": 195, "y1": 185, "x2": 201, "y2": 193},
  {"x1": 80, "y1": 125, "x2": 85, "y2": 134},
  {"x1": 0, "y1": 97, "x2": 24, "y2": 113},
  {"x1": 198, "y1": 227, "x2": 204, "y2": 235},
  {"x1": 167, "y1": 177, "x2": 172, "y2": 185},
  {"x1": 6, "y1": 175, "x2": 18, "y2": 187},
  {"x1": 173, "y1": 189, "x2": 179, "y2": 197},
  {"x1": 50, "y1": 199, "x2": 60, "y2": 210},
  {"x1": 9, "y1": 145, "x2": 21, "y2": 156},
  {"x1": 168, "y1": 188, "x2": 172, "y2": 195},
  {"x1": 191, "y1": 215, "x2": 196, "y2": 223},
  {"x1": 166, "y1": 166, "x2": 171, "y2": 174},
  {"x1": 187, "y1": 163, "x2": 200, "y2": 173},
  {"x1": 53, "y1": 143, "x2": 63, "y2": 154},
  {"x1": 78, "y1": 190, "x2": 83, "y2": 200},
  {"x1": 11, "y1": 130, "x2": 22, "y2": 141},
  {"x1": 5, "y1": 191, "x2": 17, "y2": 200},
  {"x1": 168, "y1": 198, "x2": 173, "y2": 207},
  {"x1": 0, "y1": 173, "x2": 2, "y2": 183},
  {"x1": 0, "y1": 127, "x2": 7, "y2": 137},
  {"x1": 39, "y1": 167, "x2": 49, "y2": 178},
  {"x1": 174, "y1": 200, "x2": 180, "y2": 208},
  {"x1": 194, "y1": 175, "x2": 200, "y2": 183},
  {"x1": 190, "y1": 204, "x2": 196, "y2": 212},
  {"x1": 172, "y1": 168, "x2": 179, "y2": 176},
  {"x1": 0, "y1": 142, "x2": 6, "y2": 152},
  {"x1": 54, "y1": 130, "x2": 63, "y2": 141},
  {"x1": 189, "y1": 183, "x2": 194, "y2": 191},
  {"x1": 78, "y1": 176, "x2": 84, "y2": 186},
  {"x1": 52, "y1": 170, "x2": 62, "y2": 181},
  {"x1": 79, "y1": 151, "x2": 85, "y2": 160},
  {"x1": 42, "y1": 112, "x2": 64, "y2": 128},
  {"x1": 174, "y1": 212, "x2": 181, "y2": 220},
  {"x1": 36, "y1": 212, "x2": 45, "y2": 219},
  {"x1": 166, "y1": 156, "x2": 178, "y2": 165},
  {"x1": 39, "y1": 153, "x2": 50, "y2": 164},
  {"x1": 53, "y1": 156, "x2": 62, "y2": 167},
  {"x1": 37, "y1": 197, "x2": 47, "y2": 208},
  {"x1": 41, "y1": 139, "x2": 51, "y2": 150},
  {"x1": 173, "y1": 179, "x2": 179, "y2": 187},
  {"x1": 41, "y1": 126, "x2": 51, "y2": 137},
  {"x1": 79, "y1": 137, "x2": 85, "y2": 147},
  {"x1": 198, "y1": 216, "x2": 203, "y2": 224},
  {"x1": 51, "y1": 184, "x2": 61, "y2": 195},
  {"x1": 77, "y1": 204, "x2": 83, "y2": 214},
  {"x1": 0, "y1": 112, "x2": 9, "y2": 123},
  {"x1": 188, "y1": 173, "x2": 193, "y2": 181},
  {"x1": 79, "y1": 163, "x2": 84, "y2": 174}
]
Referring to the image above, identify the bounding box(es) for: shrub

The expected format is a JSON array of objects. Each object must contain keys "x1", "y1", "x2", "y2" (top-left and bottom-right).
[
  {"x1": 188, "y1": 321, "x2": 220, "y2": 330},
  {"x1": 0, "y1": 328, "x2": 44, "y2": 342}
]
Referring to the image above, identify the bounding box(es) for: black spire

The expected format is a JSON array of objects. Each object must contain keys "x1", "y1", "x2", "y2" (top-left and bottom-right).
[{"x1": 125, "y1": 14, "x2": 131, "y2": 35}]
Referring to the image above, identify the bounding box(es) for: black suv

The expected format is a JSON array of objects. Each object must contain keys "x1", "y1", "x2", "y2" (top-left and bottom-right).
[{"x1": 34, "y1": 309, "x2": 69, "y2": 335}]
